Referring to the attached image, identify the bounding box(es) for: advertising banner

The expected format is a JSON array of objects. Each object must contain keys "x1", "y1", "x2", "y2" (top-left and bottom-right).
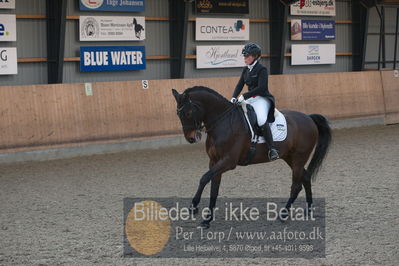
[
  {"x1": 290, "y1": 0, "x2": 335, "y2": 16},
  {"x1": 195, "y1": 0, "x2": 249, "y2": 14},
  {"x1": 0, "y1": 47, "x2": 17, "y2": 75},
  {"x1": 80, "y1": 46, "x2": 146, "y2": 72},
  {"x1": 80, "y1": 16, "x2": 145, "y2": 41},
  {"x1": 0, "y1": 0, "x2": 15, "y2": 9},
  {"x1": 0, "y1": 15, "x2": 16, "y2": 42},
  {"x1": 196, "y1": 45, "x2": 245, "y2": 69},
  {"x1": 291, "y1": 44, "x2": 335, "y2": 65},
  {"x1": 196, "y1": 18, "x2": 249, "y2": 41},
  {"x1": 291, "y1": 19, "x2": 335, "y2": 40},
  {"x1": 79, "y1": 0, "x2": 144, "y2": 12}
]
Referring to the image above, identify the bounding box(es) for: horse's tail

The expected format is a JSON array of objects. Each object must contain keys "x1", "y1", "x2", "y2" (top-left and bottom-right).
[{"x1": 306, "y1": 114, "x2": 332, "y2": 182}]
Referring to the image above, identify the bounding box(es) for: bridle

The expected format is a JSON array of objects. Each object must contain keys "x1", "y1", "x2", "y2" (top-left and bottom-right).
[
  {"x1": 177, "y1": 98, "x2": 238, "y2": 133},
  {"x1": 176, "y1": 99, "x2": 204, "y2": 132}
]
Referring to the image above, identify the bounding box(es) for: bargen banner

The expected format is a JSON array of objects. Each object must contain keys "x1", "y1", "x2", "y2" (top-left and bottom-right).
[
  {"x1": 79, "y1": 0, "x2": 145, "y2": 12},
  {"x1": 291, "y1": 19, "x2": 335, "y2": 40},
  {"x1": 195, "y1": 0, "x2": 249, "y2": 14},
  {"x1": 0, "y1": 15, "x2": 16, "y2": 42},
  {"x1": 80, "y1": 16, "x2": 145, "y2": 41},
  {"x1": 196, "y1": 18, "x2": 249, "y2": 41},
  {"x1": 290, "y1": 0, "x2": 336, "y2": 16},
  {"x1": 291, "y1": 44, "x2": 335, "y2": 65},
  {"x1": 80, "y1": 46, "x2": 146, "y2": 72},
  {"x1": 0, "y1": 47, "x2": 17, "y2": 75},
  {"x1": 196, "y1": 45, "x2": 245, "y2": 69},
  {"x1": 0, "y1": 0, "x2": 15, "y2": 9}
]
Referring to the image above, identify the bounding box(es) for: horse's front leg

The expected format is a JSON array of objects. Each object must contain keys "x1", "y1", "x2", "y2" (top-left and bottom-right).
[
  {"x1": 190, "y1": 160, "x2": 216, "y2": 214},
  {"x1": 194, "y1": 158, "x2": 234, "y2": 228},
  {"x1": 198, "y1": 174, "x2": 222, "y2": 229},
  {"x1": 190, "y1": 170, "x2": 212, "y2": 215}
]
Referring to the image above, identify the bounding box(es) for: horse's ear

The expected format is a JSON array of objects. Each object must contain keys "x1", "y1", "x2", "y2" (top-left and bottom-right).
[
  {"x1": 172, "y1": 89, "x2": 180, "y2": 102},
  {"x1": 182, "y1": 92, "x2": 189, "y2": 102}
]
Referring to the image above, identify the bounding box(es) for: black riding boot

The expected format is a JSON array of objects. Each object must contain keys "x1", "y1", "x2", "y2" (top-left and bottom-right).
[{"x1": 261, "y1": 124, "x2": 279, "y2": 161}]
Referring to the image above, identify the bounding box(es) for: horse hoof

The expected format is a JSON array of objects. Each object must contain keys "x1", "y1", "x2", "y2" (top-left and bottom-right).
[
  {"x1": 197, "y1": 221, "x2": 210, "y2": 229},
  {"x1": 278, "y1": 213, "x2": 289, "y2": 223}
]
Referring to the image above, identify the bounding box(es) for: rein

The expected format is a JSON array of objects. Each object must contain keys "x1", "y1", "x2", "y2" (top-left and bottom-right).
[
  {"x1": 204, "y1": 104, "x2": 238, "y2": 133},
  {"x1": 177, "y1": 98, "x2": 238, "y2": 133}
]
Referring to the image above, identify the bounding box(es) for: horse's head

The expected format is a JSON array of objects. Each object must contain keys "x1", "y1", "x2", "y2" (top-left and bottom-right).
[{"x1": 172, "y1": 89, "x2": 204, "y2": 144}]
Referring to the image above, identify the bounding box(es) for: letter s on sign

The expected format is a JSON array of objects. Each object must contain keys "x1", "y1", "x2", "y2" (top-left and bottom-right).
[
  {"x1": 142, "y1": 80, "x2": 149, "y2": 89},
  {"x1": 0, "y1": 50, "x2": 7, "y2": 61}
]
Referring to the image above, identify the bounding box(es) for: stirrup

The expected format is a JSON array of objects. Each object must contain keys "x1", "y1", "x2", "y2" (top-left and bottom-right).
[{"x1": 268, "y1": 149, "x2": 279, "y2": 161}]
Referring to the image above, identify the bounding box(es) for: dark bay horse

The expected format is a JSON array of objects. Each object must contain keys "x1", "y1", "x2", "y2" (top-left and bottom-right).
[{"x1": 172, "y1": 86, "x2": 331, "y2": 228}]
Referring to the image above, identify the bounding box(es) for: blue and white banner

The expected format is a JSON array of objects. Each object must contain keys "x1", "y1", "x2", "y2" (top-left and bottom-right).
[
  {"x1": 80, "y1": 46, "x2": 146, "y2": 72},
  {"x1": 0, "y1": 15, "x2": 16, "y2": 42},
  {"x1": 291, "y1": 19, "x2": 335, "y2": 40},
  {"x1": 291, "y1": 44, "x2": 335, "y2": 65},
  {"x1": 196, "y1": 45, "x2": 245, "y2": 69},
  {"x1": 79, "y1": 0, "x2": 144, "y2": 12},
  {"x1": 0, "y1": 0, "x2": 15, "y2": 9}
]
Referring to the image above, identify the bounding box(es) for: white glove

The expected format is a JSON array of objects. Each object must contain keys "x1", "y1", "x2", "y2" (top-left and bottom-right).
[
  {"x1": 238, "y1": 95, "x2": 245, "y2": 103},
  {"x1": 230, "y1": 97, "x2": 238, "y2": 103}
]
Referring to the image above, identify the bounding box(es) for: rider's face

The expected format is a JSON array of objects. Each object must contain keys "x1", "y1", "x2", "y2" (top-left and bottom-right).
[{"x1": 244, "y1": 55, "x2": 256, "y2": 65}]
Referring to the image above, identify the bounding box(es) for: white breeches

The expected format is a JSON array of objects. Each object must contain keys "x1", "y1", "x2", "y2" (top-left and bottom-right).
[{"x1": 245, "y1": 96, "x2": 271, "y2": 127}]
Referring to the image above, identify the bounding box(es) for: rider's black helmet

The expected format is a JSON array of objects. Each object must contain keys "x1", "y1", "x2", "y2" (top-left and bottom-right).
[{"x1": 242, "y1": 43, "x2": 261, "y2": 58}]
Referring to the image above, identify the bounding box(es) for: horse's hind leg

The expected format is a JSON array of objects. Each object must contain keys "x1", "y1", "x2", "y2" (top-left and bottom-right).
[
  {"x1": 282, "y1": 155, "x2": 307, "y2": 219},
  {"x1": 302, "y1": 174, "x2": 313, "y2": 212},
  {"x1": 285, "y1": 167, "x2": 304, "y2": 210}
]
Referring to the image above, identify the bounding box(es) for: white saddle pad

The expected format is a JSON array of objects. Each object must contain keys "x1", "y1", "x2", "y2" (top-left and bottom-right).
[
  {"x1": 241, "y1": 103, "x2": 288, "y2": 143},
  {"x1": 257, "y1": 109, "x2": 287, "y2": 142}
]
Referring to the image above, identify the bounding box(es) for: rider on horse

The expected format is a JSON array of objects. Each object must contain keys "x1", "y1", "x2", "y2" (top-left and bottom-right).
[{"x1": 231, "y1": 42, "x2": 279, "y2": 161}]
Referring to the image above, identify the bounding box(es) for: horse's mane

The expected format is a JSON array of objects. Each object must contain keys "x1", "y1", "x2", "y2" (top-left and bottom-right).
[{"x1": 184, "y1": 86, "x2": 228, "y2": 102}]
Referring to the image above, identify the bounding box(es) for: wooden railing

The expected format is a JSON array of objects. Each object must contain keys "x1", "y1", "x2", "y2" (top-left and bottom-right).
[{"x1": 0, "y1": 71, "x2": 397, "y2": 153}]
